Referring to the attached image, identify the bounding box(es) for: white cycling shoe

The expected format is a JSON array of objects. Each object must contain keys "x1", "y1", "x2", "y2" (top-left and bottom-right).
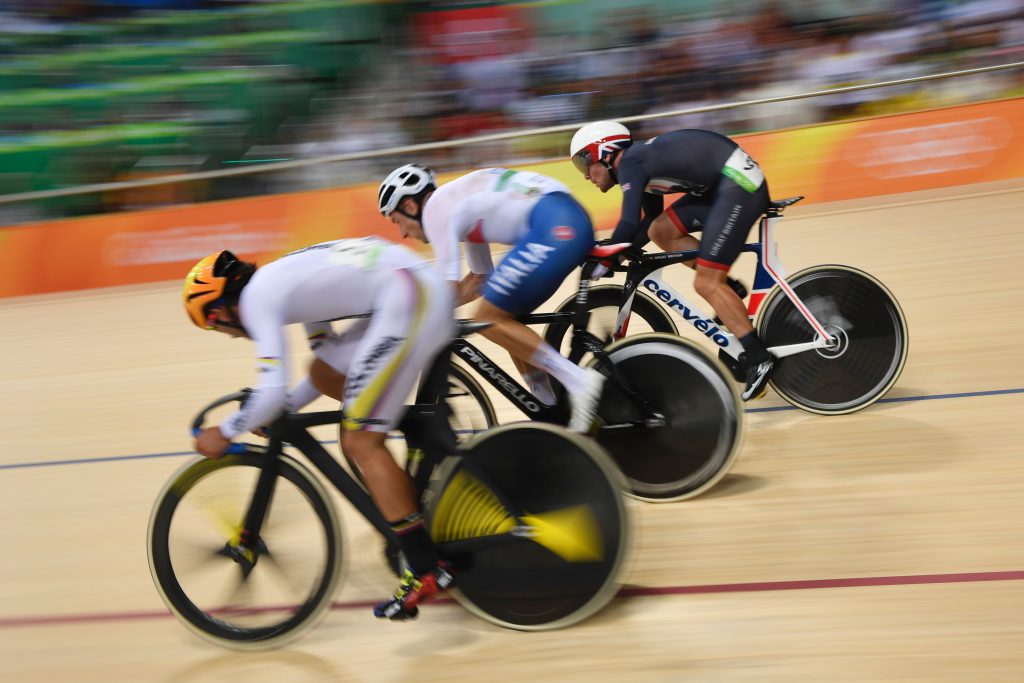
[{"x1": 568, "y1": 368, "x2": 605, "y2": 433}]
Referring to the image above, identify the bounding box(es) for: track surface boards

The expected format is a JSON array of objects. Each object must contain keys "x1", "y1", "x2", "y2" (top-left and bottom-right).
[{"x1": 2, "y1": 181, "x2": 1023, "y2": 682}]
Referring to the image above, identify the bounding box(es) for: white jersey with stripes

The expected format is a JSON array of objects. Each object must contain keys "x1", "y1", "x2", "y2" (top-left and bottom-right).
[{"x1": 219, "y1": 237, "x2": 446, "y2": 438}]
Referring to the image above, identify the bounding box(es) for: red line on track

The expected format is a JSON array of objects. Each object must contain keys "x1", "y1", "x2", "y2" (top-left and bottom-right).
[
  {"x1": 2, "y1": 570, "x2": 1021, "y2": 630},
  {"x1": 617, "y1": 570, "x2": 1024, "y2": 597}
]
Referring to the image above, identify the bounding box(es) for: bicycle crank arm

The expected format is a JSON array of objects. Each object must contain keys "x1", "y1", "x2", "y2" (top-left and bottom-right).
[
  {"x1": 437, "y1": 511, "x2": 603, "y2": 563},
  {"x1": 768, "y1": 338, "x2": 834, "y2": 359},
  {"x1": 599, "y1": 414, "x2": 667, "y2": 430},
  {"x1": 436, "y1": 533, "x2": 522, "y2": 556},
  {"x1": 218, "y1": 541, "x2": 260, "y2": 577}
]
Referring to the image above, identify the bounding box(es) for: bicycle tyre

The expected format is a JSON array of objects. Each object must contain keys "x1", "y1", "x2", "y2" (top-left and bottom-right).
[
  {"x1": 147, "y1": 453, "x2": 344, "y2": 650},
  {"x1": 446, "y1": 361, "x2": 498, "y2": 440},
  {"x1": 595, "y1": 333, "x2": 744, "y2": 502},
  {"x1": 425, "y1": 423, "x2": 629, "y2": 630},
  {"x1": 543, "y1": 285, "x2": 677, "y2": 365},
  {"x1": 756, "y1": 265, "x2": 909, "y2": 415}
]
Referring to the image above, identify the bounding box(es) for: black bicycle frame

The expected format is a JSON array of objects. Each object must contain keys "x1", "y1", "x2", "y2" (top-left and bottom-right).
[
  {"x1": 222, "y1": 333, "x2": 529, "y2": 562},
  {"x1": 612, "y1": 243, "x2": 761, "y2": 333},
  {"x1": 449, "y1": 260, "x2": 656, "y2": 425}
]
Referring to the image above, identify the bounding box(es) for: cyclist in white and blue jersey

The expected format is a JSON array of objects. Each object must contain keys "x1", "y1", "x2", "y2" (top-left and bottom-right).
[{"x1": 378, "y1": 165, "x2": 603, "y2": 432}]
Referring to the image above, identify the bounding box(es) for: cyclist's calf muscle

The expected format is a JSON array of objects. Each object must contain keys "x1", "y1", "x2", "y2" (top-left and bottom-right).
[
  {"x1": 340, "y1": 429, "x2": 418, "y2": 521},
  {"x1": 694, "y1": 267, "x2": 752, "y2": 336}
]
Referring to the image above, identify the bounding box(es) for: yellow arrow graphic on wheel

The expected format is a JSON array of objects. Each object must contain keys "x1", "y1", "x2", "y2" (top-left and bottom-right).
[{"x1": 430, "y1": 470, "x2": 604, "y2": 562}]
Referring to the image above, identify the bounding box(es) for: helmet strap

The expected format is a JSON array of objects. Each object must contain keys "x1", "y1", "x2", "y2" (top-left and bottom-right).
[
  {"x1": 394, "y1": 204, "x2": 420, "y2": 221},
  {"x1": 207, "y1": 302, "x2": 247, "y2": 334},
  {"x1": 394, "y1": 190, "x2": 431, "y2": 221},
  {"x1": 604, "y1": 149, "x2": 623, "y2": 185}
]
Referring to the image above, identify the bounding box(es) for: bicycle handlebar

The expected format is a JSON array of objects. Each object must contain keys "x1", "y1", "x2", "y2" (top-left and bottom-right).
[{"x1": 190, "y1": 389, "x2": 256, "y2": 456}]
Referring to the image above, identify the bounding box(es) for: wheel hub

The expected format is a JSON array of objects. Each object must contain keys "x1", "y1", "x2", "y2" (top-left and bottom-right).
[{"x1": 815, "y1": 324, "x2": 849, "y2": 359}]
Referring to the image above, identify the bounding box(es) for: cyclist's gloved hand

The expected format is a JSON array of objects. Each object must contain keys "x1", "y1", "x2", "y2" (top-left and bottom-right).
[{"x1": 592, "y1": 252, "x2": 625, "y2": 279}]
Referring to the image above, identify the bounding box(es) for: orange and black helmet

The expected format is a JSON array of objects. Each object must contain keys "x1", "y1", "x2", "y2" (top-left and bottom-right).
[{"x1": 182, "y1": 250, "x2": 255, "y2": 329}]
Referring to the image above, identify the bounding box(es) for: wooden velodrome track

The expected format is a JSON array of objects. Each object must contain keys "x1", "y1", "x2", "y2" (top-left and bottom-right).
[{"x1": 2, "y1": 181, "x2": 1023, "y2": 682}]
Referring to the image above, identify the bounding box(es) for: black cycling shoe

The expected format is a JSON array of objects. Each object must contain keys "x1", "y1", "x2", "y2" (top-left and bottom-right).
[{"x1": 741, "y1": 358, "x2": 774, "y2": 401}]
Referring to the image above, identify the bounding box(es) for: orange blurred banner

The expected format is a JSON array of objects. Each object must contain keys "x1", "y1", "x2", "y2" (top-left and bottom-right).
[{"x1": 2, "y1": 98, "x2": 1022, "y2": 298}]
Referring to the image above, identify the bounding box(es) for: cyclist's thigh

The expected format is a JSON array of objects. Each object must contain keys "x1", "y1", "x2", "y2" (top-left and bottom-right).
[
  {"x1": 483, "y1": 192, "x2": 595, "y2": 315},
  {"x1": 696, "y1": 180, "x2": 769, "y2": 269},
  {"x1": 664, "y1": 193, "x2": 713, "y2": 235},
  {"x1": 342, "y1": 267, "x2": 454, "y2": 432}
]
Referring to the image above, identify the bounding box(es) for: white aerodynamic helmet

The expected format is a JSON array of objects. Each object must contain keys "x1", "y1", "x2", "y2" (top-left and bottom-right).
[
  {"x1": 569, "y1": 121, "x2": 633, "y2": 175},
  {"x1": 378, "y1": 163, "x2": 437, "y2": 216}
]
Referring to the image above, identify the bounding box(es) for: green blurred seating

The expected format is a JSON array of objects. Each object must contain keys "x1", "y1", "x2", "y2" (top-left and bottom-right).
[
  {"x1": 0, "y1": 30, "x2": 329, "y2": 90},
  {"x1": 0, "y1": 121, "x2": 195, "y2": 213},
  {"x1": 0, "y1": 0, "x2": 395, "y2": 218}
]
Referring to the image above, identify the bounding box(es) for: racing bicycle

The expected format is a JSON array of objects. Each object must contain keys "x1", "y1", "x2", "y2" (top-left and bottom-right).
[
  {"x1": 544, "y1": 197, "x2": 909, "y2": 415},
  {"x1": 445, "y1": 248, "x2": 744, "y2": 503},
  {"x1": 147, "y1": 322, "x2": 630, "y2": 650}
]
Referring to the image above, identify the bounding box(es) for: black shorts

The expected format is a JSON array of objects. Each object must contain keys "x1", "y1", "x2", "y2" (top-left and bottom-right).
[{"x1": 664, "y1": 177, "x2": 770, "y2": 270}]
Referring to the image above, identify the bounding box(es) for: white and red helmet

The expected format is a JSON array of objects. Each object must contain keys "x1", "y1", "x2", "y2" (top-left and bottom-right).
[{"x1": 569, "y1": 121, "x2": 633, "y2": 175}]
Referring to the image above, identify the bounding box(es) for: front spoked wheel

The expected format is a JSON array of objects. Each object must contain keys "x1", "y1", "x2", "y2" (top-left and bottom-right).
[
  {"x1": 544, "y1": 285, "x2": 677, "y2": 366},
  {"x1": 425, "y1": 423, "x2": 629, "y2": 630},
  {"x1": 757, "y1": 265, "x2": 908, "y2": 415},
  {"x1": 147, "y1": 453, "x2": 344, "y2": 650},
  {"x1": 446, "y1": 362, "x2": 498, "y2": 440},
  {"x1": 595, "y1": 334, "x2": 743, "y2": 502}
]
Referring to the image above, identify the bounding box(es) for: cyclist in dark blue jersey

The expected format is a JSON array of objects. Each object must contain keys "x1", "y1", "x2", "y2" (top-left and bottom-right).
[{"x1": 570, "y1": 121, "x2": 773, "y2": 400}]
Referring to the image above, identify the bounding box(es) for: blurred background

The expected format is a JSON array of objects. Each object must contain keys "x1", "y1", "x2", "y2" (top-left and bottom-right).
[{"x1": 0, "y1": 0, "x2": 1021, "y2": 225}]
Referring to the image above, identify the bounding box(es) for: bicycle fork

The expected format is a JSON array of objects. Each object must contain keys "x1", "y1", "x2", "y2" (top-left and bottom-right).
[{"x1": 222, "y1": 438, "x2": 285, "y2": 576}]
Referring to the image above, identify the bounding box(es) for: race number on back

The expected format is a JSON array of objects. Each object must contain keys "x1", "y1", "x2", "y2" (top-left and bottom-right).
[{"x1": 722, "y1": 147, "x2": 765, "y2": 193}]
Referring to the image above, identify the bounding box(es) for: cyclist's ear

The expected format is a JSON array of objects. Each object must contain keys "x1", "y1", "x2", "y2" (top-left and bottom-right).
[{"x1": 399, "y1": 197, "x2": 421, "y2": 218}]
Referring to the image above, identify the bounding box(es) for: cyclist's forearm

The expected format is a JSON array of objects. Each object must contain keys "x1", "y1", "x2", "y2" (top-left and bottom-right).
[
  {"x1": 285, "y1": 376, "x2": 322, "y2": 412},
  {"x1": 455, "y1": 273, "x2": 486, "y2": 306}
]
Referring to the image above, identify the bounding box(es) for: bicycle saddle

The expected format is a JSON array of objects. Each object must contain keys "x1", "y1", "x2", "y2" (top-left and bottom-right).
[
  {"x1": 455, "y1": 319, "x2": 493, "y2": 337},
  {"x1": 769, "y1": 196, "x2": 805, "y2": 210},
  {"x1": 590, "y1": 242, "x2": 633, "y2": 259}
]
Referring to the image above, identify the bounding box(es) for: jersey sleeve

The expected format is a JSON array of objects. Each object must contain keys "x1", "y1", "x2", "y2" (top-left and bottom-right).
[
  {"x1": 463, "y1": 242, "x2": 493, "y2": 275},
  {"x1": 284, "y1": 376, "x2": 322, "y2": 413},
  {"x1": 279, "y1": 321, "x2": 332, "y2": 413},
  {"x1": 609, "y1": 155, "x2": 651, "y2": 247},
  {"x1": 635, "y1": 193, "x2": 663, "y2": 248},
  {"x1": 219, "y1": 308, "x2": 290, "y2": 439},
  {"x1": 424, "y1": 202, "x2": 463, "y2": 283}
]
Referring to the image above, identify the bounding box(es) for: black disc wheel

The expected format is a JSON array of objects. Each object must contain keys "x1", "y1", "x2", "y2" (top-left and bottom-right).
[
  {"x1": 425, "y1": 423, "x2": 629, "y2": 630},
  {"x1": 147, "y1": 453, "x2": 343, "y2": 650},
  {"x1": 543, "y1": 285, "x2": 676, "y2": 366},
  {"x1": 595, "y1": 334, "x2": 743, "y2": 501},
  {"x1": 757, "y1": 265, "x2": 908, "y2": 414},
  {"x1": 446, "y1": 362, "x2": 498, "y2": 440}
]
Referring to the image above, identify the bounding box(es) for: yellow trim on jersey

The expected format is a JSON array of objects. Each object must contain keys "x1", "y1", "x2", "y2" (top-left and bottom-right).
[{"x1": 342, "y1": 270, "x2": 428, "y2": 431}]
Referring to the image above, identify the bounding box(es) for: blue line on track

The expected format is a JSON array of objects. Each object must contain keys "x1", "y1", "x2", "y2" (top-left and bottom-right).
[
  {"x1": 3, "y1": 387, "x2": 1022, "y2": 471},
  {"x1": 745, "y1": 386, "x2": 1024, "y2": 413}
]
